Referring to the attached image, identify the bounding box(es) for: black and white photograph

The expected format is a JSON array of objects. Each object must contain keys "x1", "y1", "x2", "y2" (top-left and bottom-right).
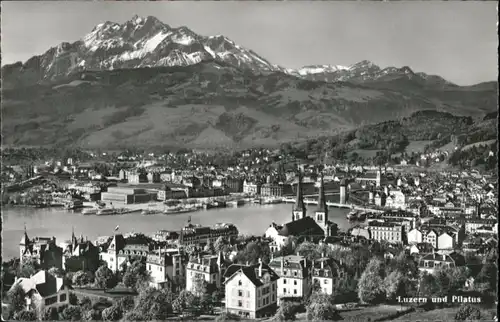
[{"x1": 1, "y1": 1, "x2": 498, "y2": 321}]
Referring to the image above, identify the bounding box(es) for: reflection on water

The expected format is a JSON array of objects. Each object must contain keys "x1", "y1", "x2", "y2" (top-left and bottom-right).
[{"x1": 1, "y1": 204, "x2": 351, "y2": 260}]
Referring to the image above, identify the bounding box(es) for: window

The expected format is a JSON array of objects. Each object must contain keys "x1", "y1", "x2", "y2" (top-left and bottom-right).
[
  {"x1": 283, "y1": 279, "x2": 287, "y2": 284},
  {"x1": 324, "y1": 279, "x2": 328, "y2": 284},
  {"x1": 238, "y1": 300, "x2": 243, "y2": 307},
  {"x1": 238, "y1": 280, "x2": 242, "y2": 286},
  {"x1": 149, "y1": 265, "x2": 151, "y2": 270},
  {"x1": 45, "y1": 296, "x2": 57, "y2": 306},
  {"x1": 238, "y1": 290, "x2": 243, "y2": 297},
  {"x1": 160, "y1": 267, "x2": 162, "y2": 271},
  {"x1": 59, "y1": 293, "x2": 67, "y2": 302},
  {"x1": 294, "y1": 271, "x2": 297, "y2": 276},
  {"x1": 294, "y1": 280, "x2": 297, "y2": 286},
  {"x1": 294, "y1": 289, "x2": 297, "y2": 295},
  {"x1": 283, "y1": 288, "x2": 286, "y2": 294}
]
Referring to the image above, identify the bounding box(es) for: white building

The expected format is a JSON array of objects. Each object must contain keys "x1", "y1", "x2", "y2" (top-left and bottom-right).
[
  {"x1": 186, "y1": 252, "x2": 225, "y2": 294},
  {"x1": 223, "y1": 261, "x2": 279, "y2": 319},
  {"x1": 268, "y1": 254, "x2": 311, "y2": 303}
]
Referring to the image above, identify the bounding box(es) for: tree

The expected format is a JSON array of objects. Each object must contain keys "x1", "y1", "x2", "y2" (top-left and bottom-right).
[
  {"x1": 204, "y1": 239, "x2": 215, "y2": 254},
  {"x1": 116, "y1": 296, "x2": 135, "y2": 313},
  {"x1": 69, "y1": 292, "x2": 78, "y2": 305},
  {"x1": 18, "y1": 258, "x2": 39, "y2": 278},
  {"x1": 234, "y1": 241, "x2": 271, "y2": 265},
  {"x1": 132, "y1": 287, "x2": 172, "y2": 320},
  {"x1": 384, "y1": 271, "x2": 406, "y2": 302},
  {"x1": 172, "y1": 290, "x2": 196, "y2": 316},
  {"x1": 358, "y1": 258, "x2": 386, "y2": 304},
  {"x1": 7, "y1": 284, "x2": 26, "y2": 318},
  {"x1": 476, "y1": 263, "x2": 497, "y2": 294},
  {"x1": 455, "y1": 304, "x2": 481, "y2": 321},
  {"x1": 13, "y1": 310, "x2": 37, "y2": 321},
  {"x1": 306, "y1": 293, "x2": 338, "y2": 321},
  {"x1": 72, "y1": 270, "x2": 93, "y2": 287},
  {"x1": 95, "y1": 264, "x2": 118, "y2": 289},
  {"x1": 295, "y1": 241, "x2": 321, "y2": 262},
  {"x1": 214, "y1": 236, "x2": 227, "y2": 255},
  {"x1": 41, "y1": 306, "x2": 59, "y2": 321},
  {"x1": 122, "y1": 259, "x2": 150, "y2": 290},
  {"x1": 78, "y1": 296, "x2": 93, "y2": 311},
  {"x1": 419, "y1": 273, "x2": 440, "y2": 298},
  {"x1": 193, "y1": 274, "x2": 209, "y2": 297},
  {"x1": 82, "y1": 308, "x2": 101, "y2": 321},
  {"x1": 61, "y1": 305, "x2": 82, "y2": 321},
  {"x1": 102, "y1": 305, "x2": 123, "y2": 321},
  {"x1": 274, "y1": 301, "x2": 297, "y2": 321}
]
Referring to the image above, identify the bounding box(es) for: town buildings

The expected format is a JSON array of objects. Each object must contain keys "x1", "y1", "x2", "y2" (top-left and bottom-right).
[
  {"x1": 9, "y1": 270, "x2": 70, "y2": 311},
  {"x1": 63, "y1": 231, "x2": 100, "y2": 272},
  {"x1": 146, "y1": 248, "x2": 185, "y2": 290},
  {"x1": 101, "y1": 234, "x2": 152, "y2": 272},
  {"x1": 367, "y1": 221, "x2": 405, "y2": 244},
  {"x1": 265, "y1": 172, "x2": 336, "y2": 250},
  {"x1": 224, "y1": 261, "x2": 279, "y2": 318},
  {"x1": 268, "y1": 254, "x2": 312, "y2": 303},
  {"x1": 19, "y1": 229, "x2": 63, "y2": 270},
  {"x1": 418, "y1": 252, "x2": 466, "y2": 274},
  {"x1": 186, "y1": 252, "x2": 225, "y2": 293},
  {"x1": 179, "y1": 221, "x2": 238, "y2": 247},
  {"x1": 311, "y1": 255, "x2": 343, "y2": 295}
]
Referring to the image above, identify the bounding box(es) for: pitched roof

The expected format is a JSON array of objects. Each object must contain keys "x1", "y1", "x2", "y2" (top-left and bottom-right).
[
  {"x1": 224, "y1": 263, "x2": 279, "y2": 287},
  {"x1": 279, "y1": 217, "x2": 325, "y2": 237},
  {"x1": 10, "y1": 271, "x2": 64, "y2": 298}
]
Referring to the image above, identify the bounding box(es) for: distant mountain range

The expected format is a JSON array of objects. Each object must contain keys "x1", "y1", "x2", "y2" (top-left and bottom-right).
[{"x1": 2, "y1": 15, "x2": 497, "y2": 149}]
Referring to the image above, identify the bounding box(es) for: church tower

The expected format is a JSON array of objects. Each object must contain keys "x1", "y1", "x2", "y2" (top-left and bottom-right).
[
  {"x1": 19, "y1": 224, "x2": 31, "y2": 261},
  {"x1": 292, "y1": 171, "x2": 306, "y2": 221},
  {"x1": 315, "y1": 174, "x2": 329, "y2": 236}
]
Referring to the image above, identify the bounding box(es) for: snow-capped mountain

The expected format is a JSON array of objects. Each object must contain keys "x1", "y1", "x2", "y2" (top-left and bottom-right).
[
  {"x1": 4, "y1": 15, "x2": 455, "y2": 88},
  {"x1": 10, "y1": 15, "x2": 278, "y2": 80},
  {"x1": 288, "y1": 60, "x2": 455, "y2": 87}
]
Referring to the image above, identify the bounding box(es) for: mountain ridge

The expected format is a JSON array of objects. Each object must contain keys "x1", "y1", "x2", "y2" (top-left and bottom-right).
[{"x1": 1, "y1": 15, "x2": 497, "y2": 150}]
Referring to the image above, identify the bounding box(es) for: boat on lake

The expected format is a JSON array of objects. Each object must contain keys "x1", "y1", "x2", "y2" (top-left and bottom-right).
[
  {"x1": 204, "y1": 201, "x2": 226, "y2": 210},
  {"x1": 262, "y1": 197, "x2": 282, "y2": 205},
  {"x1": 64, "y1": 199, "x2": 84, "y2": 210},
  {"x1": 82, "y1": 208, "x2": 98, "y2": 215},
  {"x1": 97, "y1": 208, "x2": 118, "y2": 216},
  {"x1": 226, "y1": 199, "x2": 245, "y2": 207},
  {"x1": 164, "y1": 205, "x2": 199, "y2": 215}
]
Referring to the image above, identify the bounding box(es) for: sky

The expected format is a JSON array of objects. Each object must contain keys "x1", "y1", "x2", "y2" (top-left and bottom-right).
[{"x1": 1, "y1": 1, "x2": 497, "y2": 85}]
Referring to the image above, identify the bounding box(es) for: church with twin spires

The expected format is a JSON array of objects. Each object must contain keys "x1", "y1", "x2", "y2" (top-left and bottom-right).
[{"x1": 265, "y1": 171, "x2": 338, "y2": 251}]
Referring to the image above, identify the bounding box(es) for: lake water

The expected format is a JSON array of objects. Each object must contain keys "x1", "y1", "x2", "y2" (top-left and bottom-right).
[{"x1": 1, "y1": 204, "x2": 350, "y2": 260}]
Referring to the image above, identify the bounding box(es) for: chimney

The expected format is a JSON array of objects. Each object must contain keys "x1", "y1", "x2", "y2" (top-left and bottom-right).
[
  {"x1": 321, "y1": 259, "x2": 324, "y2": 269},
  {"x1": 258, "y1": 258, "x2": 263, "y2": 277},
  {"x1": 297, "y1": 251, "x2": 300, "y2": 256},
  {"x1": 321, "y1": 252, "x2": 325, "y2": 258},
  {"x1": 281, "y1": 256, "x2": 284, "y2": 272}
]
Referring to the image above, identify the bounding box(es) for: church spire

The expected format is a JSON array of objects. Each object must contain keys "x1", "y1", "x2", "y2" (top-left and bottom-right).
[
  {"x1": 316, "y1": 173, "x2": 328, "y2": 214},
  {"x1": 292, "y1": 169, "x2": 306, "y2": 220},
  {"x1": 20, "y1": 223, "x2": 30, "y2": 246}
]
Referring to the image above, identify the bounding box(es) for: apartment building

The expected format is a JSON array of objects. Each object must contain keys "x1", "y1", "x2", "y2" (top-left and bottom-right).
[
  {"x1": 186, "y1": 252, "x2": 225, "y2": 293},
  {"x1": 224, "y1": 261, "x2": 279, "y2": 319},
  {"x1": 268, "y1": 254, "x2": 311, "y2": 303}
]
